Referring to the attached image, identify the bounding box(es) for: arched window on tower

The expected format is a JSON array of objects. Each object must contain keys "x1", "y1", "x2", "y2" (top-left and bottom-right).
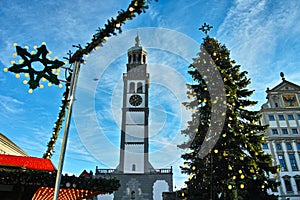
[
  {"x1": 132, "y1": 164, "x2": 136, "y2": 171},
  {"x1": 137, "y1": 82, "x2": 143, "y2": 93},
  {"x1": 129, "y1": 82, "x2": 135, "y2": 93},
  {"x1": 128, "y1": 55, "x2": 132, "y2": 64},
  {"x1": 138, "y1": 54, "x2": 141, "y2": 63},
  {"x1": 143, "y1": 55, "x2": 146, "y2": 64},
  {"x1": 133, "y1": 54, "x2": 136, "y2": 62}
]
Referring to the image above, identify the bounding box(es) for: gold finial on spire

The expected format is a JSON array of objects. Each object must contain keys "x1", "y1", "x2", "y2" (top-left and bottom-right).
[{"x1": 135, "y1": 30, "x2": 140, "y2": 47}]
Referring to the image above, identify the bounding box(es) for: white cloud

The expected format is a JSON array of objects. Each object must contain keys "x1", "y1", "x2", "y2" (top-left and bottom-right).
[{"x1": 0, "y1": 95, "x2": 24, "y2": 114}]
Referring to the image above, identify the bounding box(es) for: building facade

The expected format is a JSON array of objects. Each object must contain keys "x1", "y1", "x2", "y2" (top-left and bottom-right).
[
  {"x1": 95, "y1": 35, "x2": 173, "y2": 200},
  {"x1": 0, "y1": 133, "x2": 28, "y2": 156},
  {"x1": 260, "y1": 73, "x2": 300, "y2": 199}
]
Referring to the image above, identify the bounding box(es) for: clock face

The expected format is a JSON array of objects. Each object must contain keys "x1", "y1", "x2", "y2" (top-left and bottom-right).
[
  {"x1": 282, "y1": 94, "x2": 298, "y2": 107},
  {"x1": 129, "y1": 95, "x2": 142, "y2": 106}
]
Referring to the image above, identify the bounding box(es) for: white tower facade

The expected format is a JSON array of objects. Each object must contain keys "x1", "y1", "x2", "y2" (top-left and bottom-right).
[
  {"x1": 117, "y1": 34, "x2": 154, "y2": 174},
  {"x1": 95, "y1": 35, "x2": 172, "y2": 200}
]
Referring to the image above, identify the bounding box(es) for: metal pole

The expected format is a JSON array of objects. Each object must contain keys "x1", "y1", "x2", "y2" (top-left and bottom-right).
[{"x1": 53, "y1": 60, "x2": 81, "y2": 200}]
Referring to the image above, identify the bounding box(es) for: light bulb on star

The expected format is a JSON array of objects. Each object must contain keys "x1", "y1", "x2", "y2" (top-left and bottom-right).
[
  {"x1": 15, "y1": 74, "x2": 20, "y2": 78},
  {"x1": 39, "y1": 84, "x2": 44, "y2": 89},
  {"x1": 3, "y1": 68, "x2": 8, "y2": 72},
  {"x1": 13, "y1": 43, "x2": 18, "y2": 47},
  {"x1": 28, "y1": 89, "x2": 33, "y2": 94},
  {"x1": 23, "y1": 80, "x2": 28, "y2": 84},
  {"x1": 48, "y1": 82, "x2": 52, "y2": 87}
]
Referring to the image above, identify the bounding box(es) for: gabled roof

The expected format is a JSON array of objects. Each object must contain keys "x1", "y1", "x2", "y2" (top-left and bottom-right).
[
  {"x1": 0, "y1": 154, "x2": 56, "y2": 171},
  {"x1": 269, "y1": 79, "x2": 300, "y2": 92}
]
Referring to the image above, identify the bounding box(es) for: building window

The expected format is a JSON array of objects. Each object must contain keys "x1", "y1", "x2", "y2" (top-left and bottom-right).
[
  {"x1": 262, "y1": 143, "x2": 269, "y2": 149},
  {"x1": 137, "y1": 82, "x2": 143, "y2": 93},
  {"x1": 276, "y1": 143, "x2": 282, "y2": 150},
  {"x1": 284, "y1": 179, "x2": 293, "y2": 192},
  {"x1": 292, "y1": 129, "x2": 298, "y2": 134},
  {"x1": 269, "y1": 115, "x2": 275, "y2": 121},
  {"x1": 298, "y1": 114, "x2": 300, "y2": 120},
  {"x1": 278, "y1": 155, "x2": 287, "y2": 171},
  {"x1": 284, "y1": 178, "x2": 293, "y2": 192},
  {"x1": 129, "y1": 82, "x2": 135, "y2": 93},
  {"x1": 132, "y1": 164, "x2": 136, "y2": 171},
  {"x1": 278, "y1": 115, "x2": 285, "y2": 120},
  {"x1": 272, "y1": 129, "x2": 278, "y2": 134},
  {"x1": 286, "y1": 143, "x2": 293, "y2": 150},
  {"x1": 282, "y1": 129, "x2": 288, "y2": 134},
  {"x1": 288, "y1": 115, "x2": 294, "y2": 120},
  {"x1": 298, "y1": 143, "x2": 300, "y2": 150},
  {"x1": 295, "y1": 178, "x2": 300, "y2": 191},
  {"x1": 289, "y1": 154, "x2": 298, "y2": 171}
]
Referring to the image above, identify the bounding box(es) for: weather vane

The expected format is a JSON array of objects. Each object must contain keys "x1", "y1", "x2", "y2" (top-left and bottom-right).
[{"x1": 199, "y1": 22, "x2": 213, "y2": 35}]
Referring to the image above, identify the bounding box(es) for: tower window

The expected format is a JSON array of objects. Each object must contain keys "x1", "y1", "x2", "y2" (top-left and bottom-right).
[
  {"x1": 133, "y1": 54, "x2": 136, "y2": 62},
  {"x1": 128, "y1": 55, "x2": 132, "y2": 63},
  {"x1": 132, "y1": 164, "x2": 136, "y2": 171},
  {"x1": 143, "y1": 55, "x2": 146, "y2": 63},
  {"x1": 129, "y1": 82, "x2": 135, "y2": 93},
  {"x1": 137, "y1": 82, "x2": 143, "y2": 93},
  {"x1": 138, "y1": 54, "x2": 141, "y2": 62}
]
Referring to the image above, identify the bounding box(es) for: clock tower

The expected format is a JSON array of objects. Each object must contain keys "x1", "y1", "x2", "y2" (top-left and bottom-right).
[
  {"x1": 117, "y1": 34, "x2": 154, "y2": 173},
  {"x1": 95, "y1": 34, "x2": 173, "y2": 200}
]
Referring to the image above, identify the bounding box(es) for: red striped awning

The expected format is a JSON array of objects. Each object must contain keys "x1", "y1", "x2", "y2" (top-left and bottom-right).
[
  {"x1": 0, "y1": 154, "x2": 56, "y2": 171},
  {"x1": 32, "y1": 187, "x2": 106, "y2": 200}
]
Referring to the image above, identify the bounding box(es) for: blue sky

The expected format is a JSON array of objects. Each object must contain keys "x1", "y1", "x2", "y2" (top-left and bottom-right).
[{"x1": 1, "y1": 0, "x2": 300, "y2": 198}]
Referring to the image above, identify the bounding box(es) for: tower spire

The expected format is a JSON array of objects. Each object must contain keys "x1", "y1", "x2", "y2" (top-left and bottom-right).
[{"x1": 135, "y1": 30, "x2": 141, "y2": 47}]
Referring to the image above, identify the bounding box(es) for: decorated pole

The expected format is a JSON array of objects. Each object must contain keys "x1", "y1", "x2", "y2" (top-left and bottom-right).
[{"x1": 53, "y1": 59, "x2": 81, "y2": 200}]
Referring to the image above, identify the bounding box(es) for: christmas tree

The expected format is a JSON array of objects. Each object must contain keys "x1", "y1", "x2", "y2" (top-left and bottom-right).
[{"x1": 179, "y1": 24, "x2": 280, "y2": 200}]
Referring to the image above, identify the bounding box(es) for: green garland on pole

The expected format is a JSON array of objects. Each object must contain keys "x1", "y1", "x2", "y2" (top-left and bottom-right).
[
  {"x1": 69, "y1": 0, "x2": 158, "y2": 63},
  {"x1": 42, "y1": 0, "x2": 157, "y2": 159}
]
